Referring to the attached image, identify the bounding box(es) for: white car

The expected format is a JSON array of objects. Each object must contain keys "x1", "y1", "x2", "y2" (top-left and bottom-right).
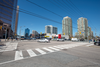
[
  {"x1": 57, "y1": 38, "x2": 64, "y2": 41},
  {"x1": 37, "y1": 39, "x2": 50, "y2": 43},
  {"x1": 71, "y1": 38, "x2": 79, "y2": 41}
]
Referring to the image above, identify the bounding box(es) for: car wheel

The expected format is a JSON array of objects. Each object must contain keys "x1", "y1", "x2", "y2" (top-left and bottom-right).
[{"x1": 46, "y1": 41, "x2": 48, "y2": 43}]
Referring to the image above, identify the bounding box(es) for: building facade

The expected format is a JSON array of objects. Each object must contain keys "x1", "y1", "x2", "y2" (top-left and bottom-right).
[
  {"x1": 45, "y1": 25, "x2": 57, "y2": 34},
  {"x1": 87, "y1": 27, "x2": 93, "y2": 39},
  {"x1": 32, "y1": 30, "x2": 39, "y2": 37},
  {"x1": 25, "y1": 28, "x2": 30, "y2": 38},
  {"x1": 0, "y1": 0, "x2": 18, "y2": 38},
  {"x1": 77, "y1": 17, "x2": 88, "y2": 39},
  {"x1": 62, "y1": 16, "x2": 72, "y2": 37}
]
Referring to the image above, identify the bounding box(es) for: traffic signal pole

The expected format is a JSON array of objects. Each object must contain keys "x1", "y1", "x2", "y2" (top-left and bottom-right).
[{"x1": 5, "y1": 28, "x2": 7, "y2": 41}]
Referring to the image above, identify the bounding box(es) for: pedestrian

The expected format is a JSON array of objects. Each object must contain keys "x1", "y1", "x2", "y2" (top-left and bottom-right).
[
  {"x1": 93, "y1": 39, "x2": 95, "y2": 42},
  {"x1": 95, "y1": 39, "x2": 96, "y2": 42},
  {"x1": 89, "y1": 39, "x2": 91, "y2": 43},
  {"x1": 11, "y1": 37, "x2": 13, "y2": 41},
  {"x1": 7, "y1": 37, "x2": 9, "y2": 41},
  {"x1": 12, "y1": 37, "x2": 13, "y2": 41}
]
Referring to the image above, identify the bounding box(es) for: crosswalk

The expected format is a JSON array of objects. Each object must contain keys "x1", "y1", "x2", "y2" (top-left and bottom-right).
[
  {"x1": 27, "y1": 49, "x2": 37, "y2": 57},
  {"x1": 86, "y1": 44, "x2": 94, "y2": 47},
  {"x1": 14, "y1": 44, "x2": 85, "y2": 60}
]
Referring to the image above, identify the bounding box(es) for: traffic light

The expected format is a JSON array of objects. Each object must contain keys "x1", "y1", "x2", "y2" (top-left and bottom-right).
[{"x1": 0, "y1": 26, "x2": 2, "y2": 29}]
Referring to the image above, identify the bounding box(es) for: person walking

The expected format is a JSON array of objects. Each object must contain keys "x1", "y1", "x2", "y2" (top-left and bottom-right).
[
  {"x1": 89, "y1": 39, "x2": 91, "y2": 43},
  {"x1": 11, "y1": 37, "x2": 13, "y2": 41},
  {"x1": 7, "y1": 37, "x2": 9, "y2": 41}
]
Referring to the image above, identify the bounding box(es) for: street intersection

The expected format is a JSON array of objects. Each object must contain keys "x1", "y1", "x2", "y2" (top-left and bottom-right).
[{"x1": 0, "y1": 40, "x2": 100, "y2": 67}]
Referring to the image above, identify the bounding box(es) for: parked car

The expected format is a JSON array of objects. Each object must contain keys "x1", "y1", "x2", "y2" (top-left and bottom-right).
[
  {"x1": 52, "y1": 38, "x2": 57, "y2": 41},
  {"x1": 25, "y1": 38, "x2": 32, "y2": 40},
  {"x1": 71, "y1": 38, "x2": 79, "y2": 41},
  {"x1": 32, "y1": 38, "x2": 36, "y2": 40},
  {"x1": 37, "y1": 39, "x2": 50, "y2": 43},
  {"x1": 57, "y1": 38, "x2": 64, "y2": 41},
  {"x1": 94, "y1": 39, "x2": 100, "y2": 46},
  {"x1": 46, "y1": 38, "x2": 52, "y2": 40},
  {"x1": 80, "y1": 39, "x2": 85, "y2": 41}
]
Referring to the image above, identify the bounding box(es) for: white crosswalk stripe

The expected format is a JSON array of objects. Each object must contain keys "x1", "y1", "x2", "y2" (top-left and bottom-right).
[
  {"x1": 35, "y1": 48, "x2": 46, "y2": 54},
  {"x1": 86, "y1": 44, "x2": 94, "y2": 47},
  {"x1": 48, "y1": 47, "x2": 60, "y2": 51},
  {"x1": 27, "y1": 49, "x2": 37, "y2": 57},
  {"x1": 15, "y1": 51, "x2": 23, "y2": 60},
  {"x1": 53, "y1": 46, "x2": 64, "y2": 49},
  {"x1": 43, "y1": 47, "x2": 54, "y2": 52},
  {"x1": 57, "y1": 45, "x2": 69, "y2": 49},
  {"x1": 58, "y1": 45, "x2": 76, "y2": 49}
]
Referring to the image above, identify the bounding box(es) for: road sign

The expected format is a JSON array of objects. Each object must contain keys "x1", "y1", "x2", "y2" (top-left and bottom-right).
[
  {"x1": 81, "y1": 32, "x2": 84, "y2": 33},
  {"x1": 79, "y1": 32, "x2": 81, "y2": 34},
  {"x1": 45, "y1": 36, "x2": 49, "y2": 37},
  {"x1": 40, "y1": 32, "x2": 42, "y2": 34}
]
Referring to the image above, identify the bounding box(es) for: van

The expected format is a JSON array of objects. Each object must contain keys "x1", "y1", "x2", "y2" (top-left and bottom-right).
[{"x1": 71, "y1": 38, "x2": 78, "y2": 41}]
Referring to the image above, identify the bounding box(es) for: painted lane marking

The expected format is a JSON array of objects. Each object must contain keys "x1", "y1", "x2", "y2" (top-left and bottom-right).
[
  {"x1": 43, "y1": 47, "x2": 54, "y2": 52},
  {"x1": 48, "y1": 47, "x2": 60, "y2": 51},
  {"x1": 27, "y1": 49, "x2": 37, "y2": 57},
  {"x1": 57, "y1": 45, "x2": 70, "y2": 49},
  {"x1": 86, "y1": 44, "x2": 94, "y2": 47},
  {"x1": 53, "y1": 46, "x2": 64, "y2": 49},
  {"x1": 35, "y1": 48, "x2": 46, "y2": 54},
  {"x1": 15, "y1": 51, "x2": 23, "y2": 60}
]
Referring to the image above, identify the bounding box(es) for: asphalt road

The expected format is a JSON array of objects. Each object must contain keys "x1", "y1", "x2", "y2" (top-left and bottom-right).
[
  {"x1": 17, "y1": 40, "x2": 89, "y2": 50},
  {"x1": 0, "y1": 41, "x2": 100, "y2": 67}
]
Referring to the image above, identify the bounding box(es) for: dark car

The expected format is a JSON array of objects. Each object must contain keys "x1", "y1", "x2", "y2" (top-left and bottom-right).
[
  {"x1": 80, "y1": 39, "x2": 84, "y2": 41},
  {"x1": 94, "y1": 39, "x2": 100, "y2": 46},
  {"x1": 25, "y1": 38, "x2": 32, "y2": 40}
]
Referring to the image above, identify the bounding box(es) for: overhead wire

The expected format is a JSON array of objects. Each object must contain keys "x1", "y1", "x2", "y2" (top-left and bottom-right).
[
  {"x1": 52, "y1": 0, "x2": 96, "y2": 35},
  {"x1": 26, "y1": 0, "x2": 63, "y2": 18},
  {"x1": 66, "y1": 0, "x2": 97, "y2": 31},
  {"x1": 0, "y1": 4, "x2": 78, "y2": 30},
  {"x1": 26, "y1": 0, "x2": 78, "y2": 25}
]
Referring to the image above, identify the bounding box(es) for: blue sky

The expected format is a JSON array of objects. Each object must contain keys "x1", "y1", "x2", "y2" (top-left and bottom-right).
[{"x1": 17, "y1": 0, "x2": 100, "y2": 36}]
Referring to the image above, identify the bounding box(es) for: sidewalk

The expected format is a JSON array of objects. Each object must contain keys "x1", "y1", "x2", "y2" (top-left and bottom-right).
[{"x1": 0, "y1": 41, "x2": 18, "y2": 52}]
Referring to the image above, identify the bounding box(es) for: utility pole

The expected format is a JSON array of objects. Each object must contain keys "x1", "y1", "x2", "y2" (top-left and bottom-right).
[
  {"x1": 95, "y1": 29, "x2": 96, "y2": 38},
  {"x1": 19, "y1": 26, "x2": 22, "y2": 40},
  {"x1": 5, "y1": 28, "x2": 7, "y2": 41}
]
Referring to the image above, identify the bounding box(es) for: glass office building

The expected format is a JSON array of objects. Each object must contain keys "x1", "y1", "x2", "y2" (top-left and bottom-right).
[
  {"x1": 25, "y1": 28, "x2": 30, "y2": 38},
  {"x1": 0, "y1": 0, "x2": 17, "y2": 38}
]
